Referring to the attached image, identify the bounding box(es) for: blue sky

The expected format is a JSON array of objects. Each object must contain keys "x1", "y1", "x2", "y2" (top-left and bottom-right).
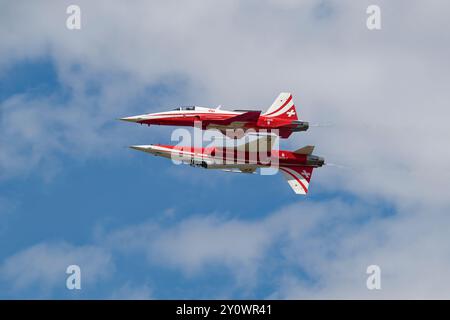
[{"x1": 1, "y1": 0, "x2": 450, "y2": 299}]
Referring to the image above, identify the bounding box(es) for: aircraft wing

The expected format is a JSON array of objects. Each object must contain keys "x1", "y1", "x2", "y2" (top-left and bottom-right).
[
  {"x1": 221, "y1": 111, "x2": 261, "y2": 124},
  {"x1": 280, "y1": 166, "x2": 314, "y2": 195}
]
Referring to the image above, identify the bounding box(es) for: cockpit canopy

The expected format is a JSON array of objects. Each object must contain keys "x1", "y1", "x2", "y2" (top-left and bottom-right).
[{"x1": 173, "y1": 106, "x2": 196, "y2": 111}]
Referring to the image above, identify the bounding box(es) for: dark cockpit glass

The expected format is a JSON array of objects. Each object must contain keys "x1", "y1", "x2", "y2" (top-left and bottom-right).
[{"x1": 173, "y1": 106, "x2": 196, "y2": 111}]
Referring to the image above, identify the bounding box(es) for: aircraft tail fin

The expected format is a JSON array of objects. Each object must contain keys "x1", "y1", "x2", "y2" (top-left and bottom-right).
[
  {"x1": 237, "y1": 134, "x2": 276, "y2": 152},
  {"x1": 263, "y1": 92, "x2": 298, "y2": 120},
  {"x1": 280, "y1": 166, "x2": 314, "y2": 195}
]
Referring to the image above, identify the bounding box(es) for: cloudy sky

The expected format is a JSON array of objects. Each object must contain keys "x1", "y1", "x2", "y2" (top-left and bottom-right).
[{"x1": 0, "y1": 0, "x2": 449, "y2": 299}]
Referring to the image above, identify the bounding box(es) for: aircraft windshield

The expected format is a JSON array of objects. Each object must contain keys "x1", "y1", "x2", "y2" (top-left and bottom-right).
[{"x1": 173, "y1": 106, "x2": 196, "y2": 111}]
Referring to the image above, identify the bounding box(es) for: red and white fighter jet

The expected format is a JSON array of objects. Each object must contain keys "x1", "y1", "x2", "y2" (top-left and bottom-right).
[
  {"x1": 129, "y1": 136, "x2": 324, "y2": 195},
  {"x1": 120, "y1": 92, "x2": 308, "y2": 138}
]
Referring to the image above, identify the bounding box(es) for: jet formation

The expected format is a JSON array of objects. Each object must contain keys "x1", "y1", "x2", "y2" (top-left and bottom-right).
[{"x1": 120, "y1": 93, "x2": 324, "y2": 194}]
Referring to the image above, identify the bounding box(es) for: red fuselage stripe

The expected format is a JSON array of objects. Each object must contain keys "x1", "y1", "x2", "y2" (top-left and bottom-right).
[{"x1": 146, "y1": 112, "x2": 238, "y2": 118}]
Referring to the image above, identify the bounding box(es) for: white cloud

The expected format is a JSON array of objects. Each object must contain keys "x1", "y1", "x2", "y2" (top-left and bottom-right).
[
  {"x1": 99, "y1": 198, "x2": 450, "y2": 298},
  {"x1": 0, "y1": 242, "x2": 114, "y2": 295},
  {"x1": 110, "y1": 282, "x2": 152, "y2": 300},
  {"x1": 151, "y1": 216, "x2": 272, "y2": 282},
  {"x1": 2, "y1": 198, "x2": 449, "y2": 298},
  {"x1": 269, "y1": 202, "x2": 450, "y2": 299},
  {"x1": 104, "y1": 215, "x2": 270, "y2": 278}
]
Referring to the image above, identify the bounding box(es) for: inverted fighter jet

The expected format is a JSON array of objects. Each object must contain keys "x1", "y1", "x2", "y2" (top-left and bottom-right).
[
  {"x1": 129, "y1": 136, "x2": 324, "y2": 195},
  {"x1": 120, "y1": 92, "x2": 309, "y2": 138}
]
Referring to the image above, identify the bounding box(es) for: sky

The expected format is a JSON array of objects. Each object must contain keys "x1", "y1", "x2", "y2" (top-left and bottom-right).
[{"x1": 0, "y1": 0, "x2": 450, "y2": 299}]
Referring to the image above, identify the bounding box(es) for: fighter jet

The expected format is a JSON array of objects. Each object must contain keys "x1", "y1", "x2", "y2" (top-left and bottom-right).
[
  {"x1": 129, "y1": 136, "x2": 324, "y2": 195},
  {"x1": 120, "y1": 92, "x2": 309, "y2": 138}
]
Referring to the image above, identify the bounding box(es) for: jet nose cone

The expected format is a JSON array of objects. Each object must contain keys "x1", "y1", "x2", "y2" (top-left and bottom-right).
[
  {"x1": 119, "y1": 116, "x2": 144, "y2": 123},
  {"x1": 129, "y1": 145, "x2": 152, "y2": 152}
]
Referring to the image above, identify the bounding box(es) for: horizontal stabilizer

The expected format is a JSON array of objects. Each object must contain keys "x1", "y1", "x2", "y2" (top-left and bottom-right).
[{"x1": 294, "y1": 145, "x2": 314, "y2": 155}]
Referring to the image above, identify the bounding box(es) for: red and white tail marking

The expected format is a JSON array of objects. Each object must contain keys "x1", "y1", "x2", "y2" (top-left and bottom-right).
[
  {"x1": 280, "y1": 166, "x2": 314, "y2": 195},
  {"x1": 263, "y1": 92, "x2": 298, "y2": 121}
]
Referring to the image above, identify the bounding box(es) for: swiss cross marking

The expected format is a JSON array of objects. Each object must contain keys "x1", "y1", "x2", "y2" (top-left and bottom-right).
[{"x1": 301, "y1": 170, "x2": 310, "y2": 178}]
